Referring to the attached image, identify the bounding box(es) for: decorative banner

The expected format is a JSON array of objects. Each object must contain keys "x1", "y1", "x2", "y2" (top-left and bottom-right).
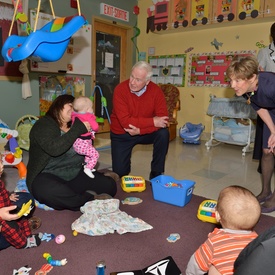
[{"x1": 188, "y1": 50, "x2": 256, "y2": 87}]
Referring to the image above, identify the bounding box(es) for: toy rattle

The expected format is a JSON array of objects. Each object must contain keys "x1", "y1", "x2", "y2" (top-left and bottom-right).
[
  {"x1": 55, "y1": 234, "x2": 66, "y2": 244},
  {"x1": 43, "y1": 253, "x2": 67, "y2": 266},
  {"x1": 197, "y1": 199, "x2": 218, "y2": 224}
]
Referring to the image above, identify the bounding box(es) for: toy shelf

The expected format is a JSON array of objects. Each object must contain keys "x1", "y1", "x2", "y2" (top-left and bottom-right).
[{"x1": 205, "y1": 96, "x2": 257, "y2": 156}]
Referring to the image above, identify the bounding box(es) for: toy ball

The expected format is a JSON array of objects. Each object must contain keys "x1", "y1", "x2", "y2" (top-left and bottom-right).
[{"x1": 55, "y1": 234, "x2": 66, "y2": 244}]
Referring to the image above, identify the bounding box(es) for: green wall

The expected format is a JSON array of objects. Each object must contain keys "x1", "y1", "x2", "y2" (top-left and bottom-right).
[{"x1": 0, "y1": 0, "x2": 137, "y2": 127}]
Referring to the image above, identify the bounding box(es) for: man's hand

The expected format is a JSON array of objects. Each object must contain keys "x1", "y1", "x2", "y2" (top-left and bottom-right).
[
  {"x1": 124, "y1": 124, "x2": 140, "y2": 136},
  {"x1": 153, "y1": 116, "x2": 169, "y2": 128},
  {"x1": 0, "y1": 205, "x2": 19, "y2": 221}
]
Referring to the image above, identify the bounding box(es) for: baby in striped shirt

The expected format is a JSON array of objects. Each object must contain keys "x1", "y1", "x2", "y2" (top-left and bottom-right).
[{"x1": 186, "y1": 185, "x2": 261, "y2": 275}]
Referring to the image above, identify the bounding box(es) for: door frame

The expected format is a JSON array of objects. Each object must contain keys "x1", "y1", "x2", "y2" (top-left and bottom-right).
[
  {"x1": 91, "y1": 16, "x2": 133, "y2": 88},
  {"x1": 91, "y1": 17, "x2": 133, "y2": 133}
]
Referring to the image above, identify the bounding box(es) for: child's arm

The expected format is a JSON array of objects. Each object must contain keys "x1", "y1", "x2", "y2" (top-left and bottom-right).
[
  {"x1": 9, "y1": 192, "x2": 19, "y2": 202},
  {"x1": 186, "y1": 254, "x2": 206, "y2": 275}
]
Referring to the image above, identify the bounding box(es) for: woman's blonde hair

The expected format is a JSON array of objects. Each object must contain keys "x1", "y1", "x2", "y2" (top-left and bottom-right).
[{"x1": 226, "y1": 55, "x2": 259, "y2": 80}]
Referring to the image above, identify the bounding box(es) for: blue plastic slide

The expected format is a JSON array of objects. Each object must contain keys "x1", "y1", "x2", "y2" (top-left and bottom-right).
[{"x1": 1, "y1": 15, "x2": 86, "y2": 62}]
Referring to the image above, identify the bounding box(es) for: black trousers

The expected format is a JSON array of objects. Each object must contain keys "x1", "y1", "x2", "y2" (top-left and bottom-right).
[
  {"x1": 110, "y1": 128, "x2": 169, "y2": 178},
  {"x1": 31, "y1": 170, "x2": 117, "y2": 211}
]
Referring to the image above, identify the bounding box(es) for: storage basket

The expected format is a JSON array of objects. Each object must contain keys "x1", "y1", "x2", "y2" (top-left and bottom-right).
[
  {"x1": 150, "y1": 175, "x2": 195, "y2": 207},
  {"x1": 207, "y1": 96, "x2": 257, "y2": 119}
]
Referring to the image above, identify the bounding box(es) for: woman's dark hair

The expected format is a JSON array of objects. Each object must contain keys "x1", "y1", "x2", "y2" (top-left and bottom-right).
[{"x1": 46, "y1": 94, "x2": 74, "y2": 128}]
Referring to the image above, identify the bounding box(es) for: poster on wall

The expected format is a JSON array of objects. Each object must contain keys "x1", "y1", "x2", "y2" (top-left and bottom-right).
[
  {"x1": 190, "y1": 0, "x2": 212, "y2": 25},
  {"x1": 0, "y1": 1, "x2": 22, "y2": 79},
  {"x1": 148, "y1": 54, "x2": 186, "y2": 87},
  {"x1": 39, "y1": 75, "x2": 85, "y2": 115},
  {"x1": 29, "y1": 9, "x2": 92, "y2": 75},
  {"x1": 171, "y1": 0, "x2": 191, "y2": 27},
  {"x1": 237, "y1": 0, "x2": 264, "y2": 20},
  {"x1": 212, "y1": 0, "x2": 237, "y2": 23},
  {"x1": 188, "y1": 50, "x2": 256, "y2": 87}
]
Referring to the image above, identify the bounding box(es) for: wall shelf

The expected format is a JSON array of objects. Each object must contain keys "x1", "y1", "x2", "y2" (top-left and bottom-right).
[{"x1": 150, "y1": 16, "x2": 275, "y2": 35}]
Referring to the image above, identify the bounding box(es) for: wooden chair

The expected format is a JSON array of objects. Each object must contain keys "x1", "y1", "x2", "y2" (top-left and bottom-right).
[{"x1": 158, "y1": 84, "x2": 180, "y2": 141}]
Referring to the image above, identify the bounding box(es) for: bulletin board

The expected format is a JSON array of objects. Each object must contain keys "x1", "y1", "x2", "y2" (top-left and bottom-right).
[
  {"x1": 188, "y1": 50, "x2": 256, "y2": 87},
  {"x1": 29, "y1": 9, "x2": 92, "y2": 75},
  {"x1": 0, "y1": 1, "x2": 22, "y2": 79},
  {"x1": 148, "y1": 54, "x2": 186, "y2": 87}
]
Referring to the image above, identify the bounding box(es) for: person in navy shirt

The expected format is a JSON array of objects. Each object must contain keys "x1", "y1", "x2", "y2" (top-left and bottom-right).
[{"x1": 227, "y1": 55, "x2": 275, "y2": 213}]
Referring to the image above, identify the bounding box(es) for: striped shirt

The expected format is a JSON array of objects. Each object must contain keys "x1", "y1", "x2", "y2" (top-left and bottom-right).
[{"x1": 194, "y1": 228, "x2": 258, "y2": 275}]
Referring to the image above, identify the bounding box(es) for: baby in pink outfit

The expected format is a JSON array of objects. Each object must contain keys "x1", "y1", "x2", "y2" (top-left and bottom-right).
[{"x1": 71, "y1": 96, "x2": 99, "y2": 178}]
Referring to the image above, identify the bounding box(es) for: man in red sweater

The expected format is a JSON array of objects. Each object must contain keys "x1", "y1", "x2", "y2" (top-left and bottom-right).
[{"x1": 110, "y1": 61, "x2": 169, "y2": 179}]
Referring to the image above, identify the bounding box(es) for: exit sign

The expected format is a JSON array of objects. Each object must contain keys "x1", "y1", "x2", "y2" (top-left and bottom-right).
[{"x1": 100, "y1": 3, "x2": 129, "y2": 22}]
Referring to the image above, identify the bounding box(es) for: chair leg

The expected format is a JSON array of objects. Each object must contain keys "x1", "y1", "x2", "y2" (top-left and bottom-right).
[{"x1": 168, "y1": 124, "x2": 177, "y2": 141}]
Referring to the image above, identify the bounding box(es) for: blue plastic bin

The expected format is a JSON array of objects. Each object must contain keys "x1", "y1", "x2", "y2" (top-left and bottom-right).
[{"x1": 150, "y1": 175, "x2": 195, "y2": 207}]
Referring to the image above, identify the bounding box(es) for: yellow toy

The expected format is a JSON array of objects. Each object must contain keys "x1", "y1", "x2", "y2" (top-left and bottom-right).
[
  {"x1": 197, "y1": 199, "x2": 218, "y2": 224},
  {"x1": 121, "y1": 175, "x2": 146, "y2": 192},
  {"x1": 17, "y1": 199, "x2": 33, "y2": 218}
]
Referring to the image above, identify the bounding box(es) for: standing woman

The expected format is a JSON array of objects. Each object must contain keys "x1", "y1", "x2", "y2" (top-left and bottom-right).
[
  {"x1": 27, "y1": 94, "x2": 117, "y2": 211},
  {"x1": 226, "y1": 55, "x2": 275, "y2": 213},
  {"x1": 253, "y1": 22, "x2": 275, "y2": 170}
]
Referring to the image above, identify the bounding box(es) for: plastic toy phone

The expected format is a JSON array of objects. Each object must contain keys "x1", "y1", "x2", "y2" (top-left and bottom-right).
[
  {"x1": 121, "y1": 175, "x2": 146, "y2": 192},
  {"x1": 197, "y1": 199, "x2": 218, "y2": 224}
]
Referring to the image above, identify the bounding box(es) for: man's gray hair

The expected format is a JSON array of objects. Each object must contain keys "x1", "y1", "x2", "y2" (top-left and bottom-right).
[{"x1": 132, "y1": 61, "x2": 153, "y2": 80}]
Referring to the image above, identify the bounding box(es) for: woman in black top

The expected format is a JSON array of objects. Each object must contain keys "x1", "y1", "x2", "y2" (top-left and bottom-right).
[{"x1": 27, "y1": 94, "x2": 117, "y2": 211}]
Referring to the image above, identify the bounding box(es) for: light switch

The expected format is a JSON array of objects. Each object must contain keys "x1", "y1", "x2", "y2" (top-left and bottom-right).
[{"x1": 148, "y1": 47, "x2": 155, "y2": 55}]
